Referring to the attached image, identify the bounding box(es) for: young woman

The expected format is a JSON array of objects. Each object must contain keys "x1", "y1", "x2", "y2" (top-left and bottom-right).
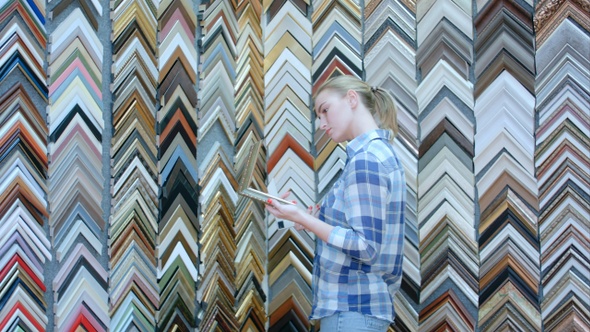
[{"x1": 265, "y1": 75, "x2": 406, "y2": 332}]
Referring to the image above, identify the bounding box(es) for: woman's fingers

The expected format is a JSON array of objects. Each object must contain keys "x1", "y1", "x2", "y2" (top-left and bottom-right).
[
  {"x1": 308, "y1": 204, "x2": 320, "y2": 217},
  {"x1": 267, "y1": 198, "x2": 310, "y2": 231},
  {"x1": 265, "y1": 199, "x2": 276, "y2": 214}
]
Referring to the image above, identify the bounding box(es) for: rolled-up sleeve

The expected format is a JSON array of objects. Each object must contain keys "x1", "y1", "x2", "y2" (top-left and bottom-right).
[{"x1": 326, "y1": 153, "x2": 389, "y2": 264}]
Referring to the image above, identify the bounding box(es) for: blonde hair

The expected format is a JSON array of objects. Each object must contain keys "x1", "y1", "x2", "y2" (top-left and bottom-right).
[{"x1": 314, "y1": 75, "x2": 398, "y2": 141}]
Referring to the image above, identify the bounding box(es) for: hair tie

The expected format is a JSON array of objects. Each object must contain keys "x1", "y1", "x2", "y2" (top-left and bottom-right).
[{"x1": 371, "y1": 86, "x2": 378, "y2": 93}]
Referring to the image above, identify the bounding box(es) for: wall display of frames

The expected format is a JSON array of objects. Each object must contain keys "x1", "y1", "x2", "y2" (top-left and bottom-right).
[{"x1": 0, "y1": 0, "x2": 588, "y2": 330}]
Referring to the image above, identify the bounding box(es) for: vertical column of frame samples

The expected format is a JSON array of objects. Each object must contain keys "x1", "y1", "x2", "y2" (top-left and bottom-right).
[
  {"x1": 414, "y1": 0, "x2": 478, "y2": 330},
  {"x1": 363, "y1": 0, "x2": 420, "y2": 330},
  {"x1": 474, "y1": 0, "x2": 540, "y2": 330},
  {"x1": 310, "y1": 0, "x2": 362, "y2": 244},
  {"x1": 197, "y1": 1, "x2": 238, "y2": 330},
  {"x1": 234, "y1": 0, "x2": 268, "y2": 330},
  {"x1": 311, "y1": 0, "x2": 362, "y2": 204},
  {"x1": 157, "y1": 0, "x2": 199, "y2": 328},
  {"x1": 0, "y1": 88, "x2": 49, "y2": 330},
  {"x1": 47, "y1": 3, "x2": 109, "y2": 330},
  {"x1": 263, "y1": 0, "x2": 314, "y2": 330},
  {"x1": 415, "y1": 0, "x2": 478, "y2": 329},
  {"x1": 109, "y1": 0, "x2": 159, "y2": 326},
  {"x1": 309, "y1": 0, "x2": 361, "y2": 327},
  {"x1": 534, "y1": 1, "x2": 590, "y2": 330},
  {"x1": 0, "y1": 0, "x2": 50, "y2": 327}
]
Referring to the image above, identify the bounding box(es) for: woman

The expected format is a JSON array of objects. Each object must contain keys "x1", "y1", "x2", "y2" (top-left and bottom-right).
[{"x1": 266, "y1": 75, "x2": 406, "y2": 332}]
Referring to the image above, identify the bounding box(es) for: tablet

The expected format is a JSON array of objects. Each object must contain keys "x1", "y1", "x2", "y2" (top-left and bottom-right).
[{"x1": 240, "y1": 188, "x2": 296, "y2": 206}]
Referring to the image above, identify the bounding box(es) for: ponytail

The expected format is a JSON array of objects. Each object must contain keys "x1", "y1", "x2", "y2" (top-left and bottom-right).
[
  {"x1": 371, "y1": 86, "x2": 398, "y2": 140},
  {"x1": 314, "y1": 75, "x2": 398, "y2": 142}
]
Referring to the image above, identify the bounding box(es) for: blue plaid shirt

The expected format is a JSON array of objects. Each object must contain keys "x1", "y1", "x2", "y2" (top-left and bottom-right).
[{"x1": 311, "y1": 129, "x2": 406, "y2": 323}]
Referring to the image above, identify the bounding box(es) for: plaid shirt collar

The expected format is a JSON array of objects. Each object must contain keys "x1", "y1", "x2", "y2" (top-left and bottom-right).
[{"x1": 346, "y1": 129, "x2": 392, "y2": 157}]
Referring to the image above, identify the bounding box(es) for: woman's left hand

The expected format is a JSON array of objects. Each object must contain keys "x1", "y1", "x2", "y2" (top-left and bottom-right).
[
  {"x1": 265, "y1": 193, "x2": 305, "y2": 229},
  {"x1": 266, "y1": 194, "x2": 333, "y2": 242}
]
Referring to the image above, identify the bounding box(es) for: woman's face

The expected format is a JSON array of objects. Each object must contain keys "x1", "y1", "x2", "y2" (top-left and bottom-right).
[{"x1": 314, "y1": 89, "x2": 353, "y2": 143}]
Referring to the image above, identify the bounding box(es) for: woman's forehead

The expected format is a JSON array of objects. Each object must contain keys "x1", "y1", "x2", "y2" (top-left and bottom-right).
[{"x1": 315, "y1": 89, "x2": 337, "y2": 103}]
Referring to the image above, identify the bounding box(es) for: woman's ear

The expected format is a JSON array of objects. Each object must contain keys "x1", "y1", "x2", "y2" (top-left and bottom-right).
[{"x1": 347, "y1": 89, "x2": 359, "y2": 109}]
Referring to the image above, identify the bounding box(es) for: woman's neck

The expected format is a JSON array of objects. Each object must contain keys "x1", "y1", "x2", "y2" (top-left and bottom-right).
[{"x1": 349, "y1": 108, "x2": 379, "y2": 140}]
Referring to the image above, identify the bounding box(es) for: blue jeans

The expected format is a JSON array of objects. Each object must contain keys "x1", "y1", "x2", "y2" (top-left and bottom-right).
[{"x1": 319, "y1": 311, "x2": 391, "y2": 332}]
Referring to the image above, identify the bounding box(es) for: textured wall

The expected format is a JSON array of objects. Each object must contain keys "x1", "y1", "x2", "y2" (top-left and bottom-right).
[{"x1": 0, "y1": 0, "x2": 588, "y2": 331}]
